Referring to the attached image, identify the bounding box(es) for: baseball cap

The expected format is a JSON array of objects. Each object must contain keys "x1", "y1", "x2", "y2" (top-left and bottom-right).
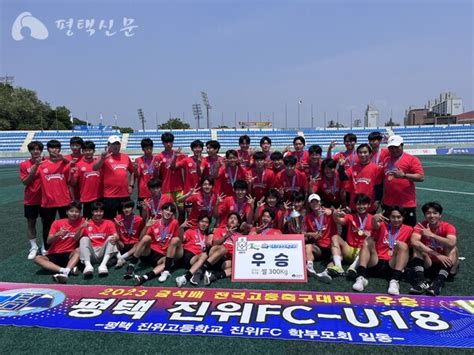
[
  {"x1": 308, "y1": 193, "x2": 321, "y2": 203},
  {"x1": 107, "y1": 135, "x2": 121, "y2": 144},
  {"x1": 387, "y1": 135, "x2": 403, "y2": 147}
]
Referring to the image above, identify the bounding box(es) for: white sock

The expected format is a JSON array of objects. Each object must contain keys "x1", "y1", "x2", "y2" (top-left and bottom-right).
[
  {"x1": 319, "y1": 269, "x2": 330, "y2": 276},
  {"x1": 84, "y1": 261, "x2": 93, "y2": 269},
  {"x1": 333, "y1": 255, "x2": 342, "y2": 267},
  {"x1": 100, "y1": 254, "x2": 111, "y2": 268},
  {"x1": 59, "y1": 267, "x2": 70, "y2": 275},
  {"x1": 349, "y1": 256, "x2": 360, "y2": 270},
  {"x1": 307, "y1": 260, "x2": 313, "y2": 266},
  {"x1": 29, "y1": 240, "x2": 38, "y2": 249},
  {"x1": 121, "y1": 252, "x2": 130, "y2": 259}
]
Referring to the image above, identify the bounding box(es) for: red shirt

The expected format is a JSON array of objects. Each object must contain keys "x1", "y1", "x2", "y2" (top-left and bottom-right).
[
  {"x1": 218, "y1": 196, "x2": 252, "y2": 227},
  {"x1": 101, "y1": 153, "x2": 134, "y2": 198},
  {"x1": 37, "y1": 159, "x2": 72, "y2": 208},
  {"x1": 82, "y1": 219, "x2": 116, "y2": 248},
  {"x1": 345, "y1": 162, "x2": 383, "y2": 210},
  {"x1": 183, "y1": 228, "x2": 208, "y2": 255},
  {"x1": 333, "y1": 150, "x2": 359, "y2": 169},
  {"x1": 249, "y1": 227, "x2": 282, "y2": 236},
  {"x1": 382, "y1": 153, "x2": 424, "y2": 208},
  {"x1": 20, "y1": 159, "x2": 42, "y2": 205},
  {"x1": 215, "y1": 165, "x2": 248, "y2": 196},
  {"x1": 135, "y1": 155, "x2": 160, "y2": 199},
  {"x1": 375, "y1": 223, "x2": 412, "y2": 260},
  {"x1": 312, "y1": 172, "x2": 343, "y2": 207},
  {"x1": 212, "y1": 227, "x2": 242, "y2": 256},
  {"x1": 305, "y1": 211, "x2": 338, "y2": 248},
  {"x1": 65, "y1": 154, "x2": 83, "y2": 201},
  {"x1": 143, "y1": 194, "x2": 175, "y2": 218},
  {"x1": 344, "y1": 213, "x2": 375, "y2": 248},
  {"x1": 75, "y1": 159, "x2": 102, "y2": 203},
  {"x1": 256, "y1": 205, "x2": 284, "y2": 230},
  {"x1": 275, "y1": 170, "x2": 308, "y2": 201},
  {"x1": 115, "y1": 214, "x2": 145, "y2": 245},
  {"x1": 176, "y1": 156, "x2": 208, "y2": 194},
  {"x1": 370, "y1": 148, "x2": 390, "y2": 167},
  {"x1": 185, "y1": 192, "x2": 217, "y2": 229},
  {"x1": 64, "y1": 153, "x2": 83, "y2": 163},
  {"x1": 304, "y1": 160, "x2": 323, "y2": 181},
  {"x1": 157, "y1": 151, "x2": 185, "y2": 193},
  {"x1": 414, "y1": 221, "x2": 456, "y2": 259},
  {"x1": 287, "y1": 150, "x2": 309, "y2": 170},
  {"x1": 47, "y1": 217, "x2": 83, "y2": 254},
  {"x1": 203, "y1": 155, "x2": 224, "y2": 179},
  {"x1": 237, "y1": 149, "x2": 253, "y2": 169},
  {"x1": 248, "y1": 167, "x2": 276, "y2": 201},
  {"x1": 146, "y1": 218, "x2": 180, "y2": 254}
]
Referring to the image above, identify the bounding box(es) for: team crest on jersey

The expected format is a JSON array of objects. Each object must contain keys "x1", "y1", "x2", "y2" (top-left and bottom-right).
[
  {"x1": 81, "y1": 167, "x2": 86, "y2": 171},
  {"x1": 0, "y1": 288, "x2": 65, "y2": 317},
  {"x1": 188, "y1": 163, "x2": 193, "y2": 168},
  {"x1": 109, "y1": 158, "x2": 114, "y2": 163},
  {"x1": 42, "y1": 168, "x2": 48, "y2": 173},
  {"x1": 88, "y1": 226, "x2": 93, "y2": 231},
  {"x1": 162, "y1": 158, "x2": 167, "y2": 163}
]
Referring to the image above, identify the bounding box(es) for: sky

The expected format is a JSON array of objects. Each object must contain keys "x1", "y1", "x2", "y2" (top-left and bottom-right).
[{"x1": 0, "y1": 0, "x2": 472, "y2": 130}]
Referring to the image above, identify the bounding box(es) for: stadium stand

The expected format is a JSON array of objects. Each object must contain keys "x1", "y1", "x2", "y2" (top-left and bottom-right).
[
  {"x1": 32, "y1": 130, "x2": 121, "y2": 151},
  {"x1": 0, "y1": 131, "x2": 28, "y2": 152}
]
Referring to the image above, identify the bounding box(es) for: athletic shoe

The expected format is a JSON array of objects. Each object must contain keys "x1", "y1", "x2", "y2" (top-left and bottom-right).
[
  {"x1": 346, "y1": 266, "x2": 358, "y2": 280},
  {"x1": 315, "y1": 271, "x2": 332, "y2": 284},
  {"x1": 98, "y1": 265, "x2": 109, "y2": 276},
  {"x1": 53, "y1": 273, "x2": 68, "y2": 284},
  {"x1": 352, "y1": 276, "x2": 368, "y2": 292},
  {"x1": 83, "y1": 265, "x2": 94, "y2": 278},
  {"x1": 426, "y1": 278, "x2": 444, "y2": 296},
  {"x1": 134, "y1": 275, "x2": 147, "y2": 286},
  {"x1": 409, "y1": 280, "x2": 429, "y2": 295},
  {"x1": 388, "y1": 279, "x2": 400, "y2": 295},
  {"x1": 41, "y1": 247, "x2": 47, "y2": 256},
  {"x1": 203, "y1": 271, "x2": 217, "y2": 286},
  {"x1": 28, "y1": 247, "x2": 38, "y2": 260},
  {"x1": 115, "y1": 256, "x2": 126, "y2": 269},
  {"x1": 158, "y1": 270, "x2": 171, "y2": 283},
  {"x1": 175, "y1": 275, "x2": 187, "y2": 288},
  {"x1": 306, "y1": 262, "x2": 317, "y2": 277},
  {"x1": 327, "y1": 265, "x2": 345, "y2": 277},
  {"x1": 123, "y1": 264, "x2": 135, "y2": 280},
  {"x1": 190, "y1": 270, "x2": 203, "y2": 286},
  {"x1": 70, "y1": 266, "x2": 80, "y2": 276}
]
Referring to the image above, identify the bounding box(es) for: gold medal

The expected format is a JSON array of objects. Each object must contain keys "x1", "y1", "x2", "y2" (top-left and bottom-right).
[
  {"x1": 357, "y1": 230, "x2": 364, "y2": 237},
  {"x1": 388, "y1": 249, "x2": 393, "y2": 256}
]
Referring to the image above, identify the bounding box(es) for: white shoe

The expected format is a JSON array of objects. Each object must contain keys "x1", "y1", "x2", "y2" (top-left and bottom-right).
[
  {"x1": 28, "y1": 247, "x2": 38, "y2": 260},
  {"x1": 53, "y1": 273, "x2": 68, "y2": 284},
  {"x1": 41, "y1": 247, "x2": 47, "y2": 256},
  {"x1": 115, "y1": 256, "x2": 126, "y2": 269},
  {"x1": 175, "y1": 275, "x2": 187, "y2": 288},
  {"x1": 306, "y1": 262, "x2": 317, "y2": 277},
  {"x1": 352, "y1": 276, "x2": 368, "y2": 292},
  {"x1": 316, "y1": 271, "x2": 332, "y2": 284},
  {"x1": 83, "y1": 265, "x2": 94, "y2": 278},
  {"x1": 158, "y1": 270, "x2": 171, "y2": 283},
  {"x1": 388, "y1": 279, "x2": 400, "y2": 295},
  {"x1": 98, "y1": 265, "x2": 109, "y2": 276}
]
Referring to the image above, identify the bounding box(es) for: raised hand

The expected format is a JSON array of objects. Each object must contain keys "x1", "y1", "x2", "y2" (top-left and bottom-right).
[
  {"x1": 256, "y1": 197, "x2": 265, "y2": 209},
  {"x1": 217, "y1": 193, "x2": 226, "y2": 204},
  {"x1": 246, "y1": 194, "x2": 255, "y2": 206},
  {"x1": 80, "y1": 218, "x2": 90, "y2": 229},
  {"x1": 373, "y1": 213, "x2": 389, "y2": 224},
  {"x1": 146, "y1": 216, "x2": 159, "y2": 227}
]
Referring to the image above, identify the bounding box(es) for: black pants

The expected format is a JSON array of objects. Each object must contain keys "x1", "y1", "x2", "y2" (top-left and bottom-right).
[
  {"x1": 103, "y1": 197, "x2": 130, "y2": 220},
  {"x1": 382, "y1": 204, "x2": 417, "y2": 227},
  {"x1": 40, "y1": 206, "x2": 68, "y2": 249}
]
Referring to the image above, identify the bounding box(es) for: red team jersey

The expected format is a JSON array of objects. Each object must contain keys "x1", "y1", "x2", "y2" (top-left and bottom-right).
[
  {"x1": 20, "y1": 159, "x2": 42, "y2": 205},
  {"x1": 312, "y1": 172, "x2": 344, "y2": 207},
  {"x1": 212, "y1": 227, "x2": 242, "y2": 257},
  {"x1": 157, "y1": 151, "x2": 185, "y2": 193},
  {"x1": 203, "y1": 156, "x2": 224, "y2": 179},
  {"x1": 215, "y1": 165, "x2": 248, "y2": 196},
  {"x1": 344, "y1": 213, "x2": 375, "y2": 248},
  {"x1": 115, "y1": 214, "x2": 145, "y2": 245},
  {"x1": 217, "y1": 196, "x2": 252, "y2": 227},
  {"x1": 37, "y1": 159, "x2": 72, "y2": 208},
  {"x1": 333, "y1": 150, "x2": 359, "y2": 169},
  {"x1": 344, "y1": 162, "x2": 383, "y2": 210},
  {"x1": 146, "y1": 218, "x2": 180, "y2": 254},
  {"x1": 176, "y1": 156, "x2": 208, "y2": 194},
  {"x1": 413, "y1": 221, "x2": 457, "y2": 261},
  {"x1": 82, "y1": 219, "x2": 116, "y2": 248},
  {"x1": 287, "y1": 150, "x2": 309, "y2": 169},
  {"x1": 135, "y1": 155, "x2": 160, "y2": 199},
  {"x1": 185, "y1": 192, "x2": 217, "y2": 229},
  {"x1": 382, "y1": 153, "x2": 424, "y2": 208},
  {"x1": 304, "y1": 212, "x2": 338, "y2": 248},
  {"x1": 74, "y1": 159, "x2": 102, "y2": 203},
  {"x1": 304, "y1": 160, "x2": 323, "y2": 181},
  {"x1": 237, "y1": 149, "x2": 253, "y2": 169},
  {"x1": 275, "y1": 170, "x2": 308, "y2": 201},
  {"x1": 249, "y1": 227, "x2": 282, "y2": 236},
  {"x1": 255, "y1": 205, "x2": 284, "y2": 230},
  {"x1": 101, "y1": 153, "x2": 134, "y2": 198},
  {"x1": 47, "y1": 217, "x2": 84, "y2": 254},
  {"x1": 375, "y1": 223, "x2": 412, "y2": 260},
  {"x1": 182, "y1": 228, "x2": 208, "y2": 255},
  {"x1": 370, "y1": 148, "x2": 390, "y2": 167},
  {"x1": 143, "y1": 194, "x2": 175, "y2": 218},
  {"x1": 248, "y1": 168, "x2": 276, "y2": 201}
]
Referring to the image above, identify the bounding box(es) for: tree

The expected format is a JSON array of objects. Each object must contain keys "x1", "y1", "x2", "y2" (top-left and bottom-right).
[
  {"x1": 158, "y1": 118, "x2": 190, "y2": 130},
  {"x1": 384, "y1": 118, "x2": 400, "y2": 127}
]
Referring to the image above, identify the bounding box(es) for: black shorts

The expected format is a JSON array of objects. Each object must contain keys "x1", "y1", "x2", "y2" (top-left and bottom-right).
[
  {"x1": 178, "y1": 250, "x2": 199, "y2": 268},
  {"x1": 120, "y1": 244, "x2": 135, "y2": 253},
  {"x1": 46, "y1": 252, "x2": 72, "y2": 267},
  {"x1": 367, "y1": 260, "x2": 393, "y2": 279},
  {"x1": 314, "y1": 246, "x2": 332, "y2": 261},
  {"x1": 24, "y1": 204, "x2": 40, "y2": 219},
  {"x1": 140, "y1": 250, "x2": 165, "y2": 266}
]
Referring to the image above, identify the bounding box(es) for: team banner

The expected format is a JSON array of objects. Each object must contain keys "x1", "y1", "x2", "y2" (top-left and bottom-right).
[{"x1": 0, "y1": 282, "x2": 473, "y2": 348}]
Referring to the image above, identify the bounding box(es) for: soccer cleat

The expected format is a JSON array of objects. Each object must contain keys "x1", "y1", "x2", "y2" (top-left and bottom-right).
[
  {"x1": 388, "y1": 279, "x2": 400, "y2": 295},
  {"x1": 315, "y1": 271, "x2": 332, "y2": 284},
  {"x1": 115, "y1": 256, "x2": 126, "y2": 269},
  {"x1": 327, "y1": 265, "x2": 345, "y2": 277},
  {"x1": 158, "y1": 270, "x2": 171, "y2": 283},
  {"x1": 306, "y1": 262, "x2": 317, "y2": 277},
  {"x1": 426, "y1": 278, "x2": 444, "y2": 296},
  {"x1": 175, "y1": 275, "x2": 187, "y2": 288},
  {"x1": 83, "y1": 265, "x2": 94, "y2": 278},
  {"x1": 409, "y1": 280, "x2": 429, "y2": 295},
  {"x1": 134, "y1": 275, "x2": 147, "y2": 286},
  {"x1": 352, "y1": 276, "x2": 368, "y2": 292},
  {"x1": 203, "y1": 271, "x2": 217, "y2": 286},
  {"x1": 70, "y1": 266, "x2": 80, "y2": 276},
  {"x1": 98, "y1": 265, "x2": 108, "y2": 276},
  {"x1": 190, "y1": 270, "x2": 203, "y2": 286},
  {"x1": 53, "y1": 273, "x2": 68, "y2": 284},
  {"x1": 346, "y1": 266, "x2": 358, "y2": 280},
  {"x1": 41, "y1": 247, "x2": 47, "y2": 256},
  {"x1": 28, "y1": 247, "x2": 38, "y2": 260},
  {"x1": 123, "y1": 264, "x2": 135, "y2": 280}
]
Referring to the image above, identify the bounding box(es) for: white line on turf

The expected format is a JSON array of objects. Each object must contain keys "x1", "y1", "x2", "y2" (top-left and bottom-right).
[
  {"x1": 422, "y1": 163, "x2": 474, "y2": 168},
  {"x1": 416, "y1": 187, "x2": 474, "y2": 195}
]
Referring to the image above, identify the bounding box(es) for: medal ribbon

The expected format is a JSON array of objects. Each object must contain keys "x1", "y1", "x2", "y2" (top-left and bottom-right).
[{"x1": 388, "y1": 224, "x2": 400, "y2": 250}]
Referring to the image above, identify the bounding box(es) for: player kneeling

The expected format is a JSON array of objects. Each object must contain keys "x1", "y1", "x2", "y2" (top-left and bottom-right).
[
  {"x1": 352, "y1": 206, "x2": 412, "y2": 295},
  {"x1": 175, "y1": 214, "x2": 212, "y2": 287},
  {"x1": 409, "y1": 202, "x2": 458, "y2": 296},
  {"x1": 33, "y1": 202, "x2": 83, "y2": 283}
]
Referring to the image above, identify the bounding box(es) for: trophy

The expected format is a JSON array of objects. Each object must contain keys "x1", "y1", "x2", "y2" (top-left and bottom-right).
[{"x1": 290, "y1": 208, "x2": 302, "y2": 233}]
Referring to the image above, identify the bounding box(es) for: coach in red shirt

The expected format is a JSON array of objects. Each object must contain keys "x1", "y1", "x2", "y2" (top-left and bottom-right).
[
  {"x1": 94, "y1": 135, "x2": 134, "y2": 219},
  {"x1": 382, "y1": 135, "x2": 424, "y2": 226}
]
